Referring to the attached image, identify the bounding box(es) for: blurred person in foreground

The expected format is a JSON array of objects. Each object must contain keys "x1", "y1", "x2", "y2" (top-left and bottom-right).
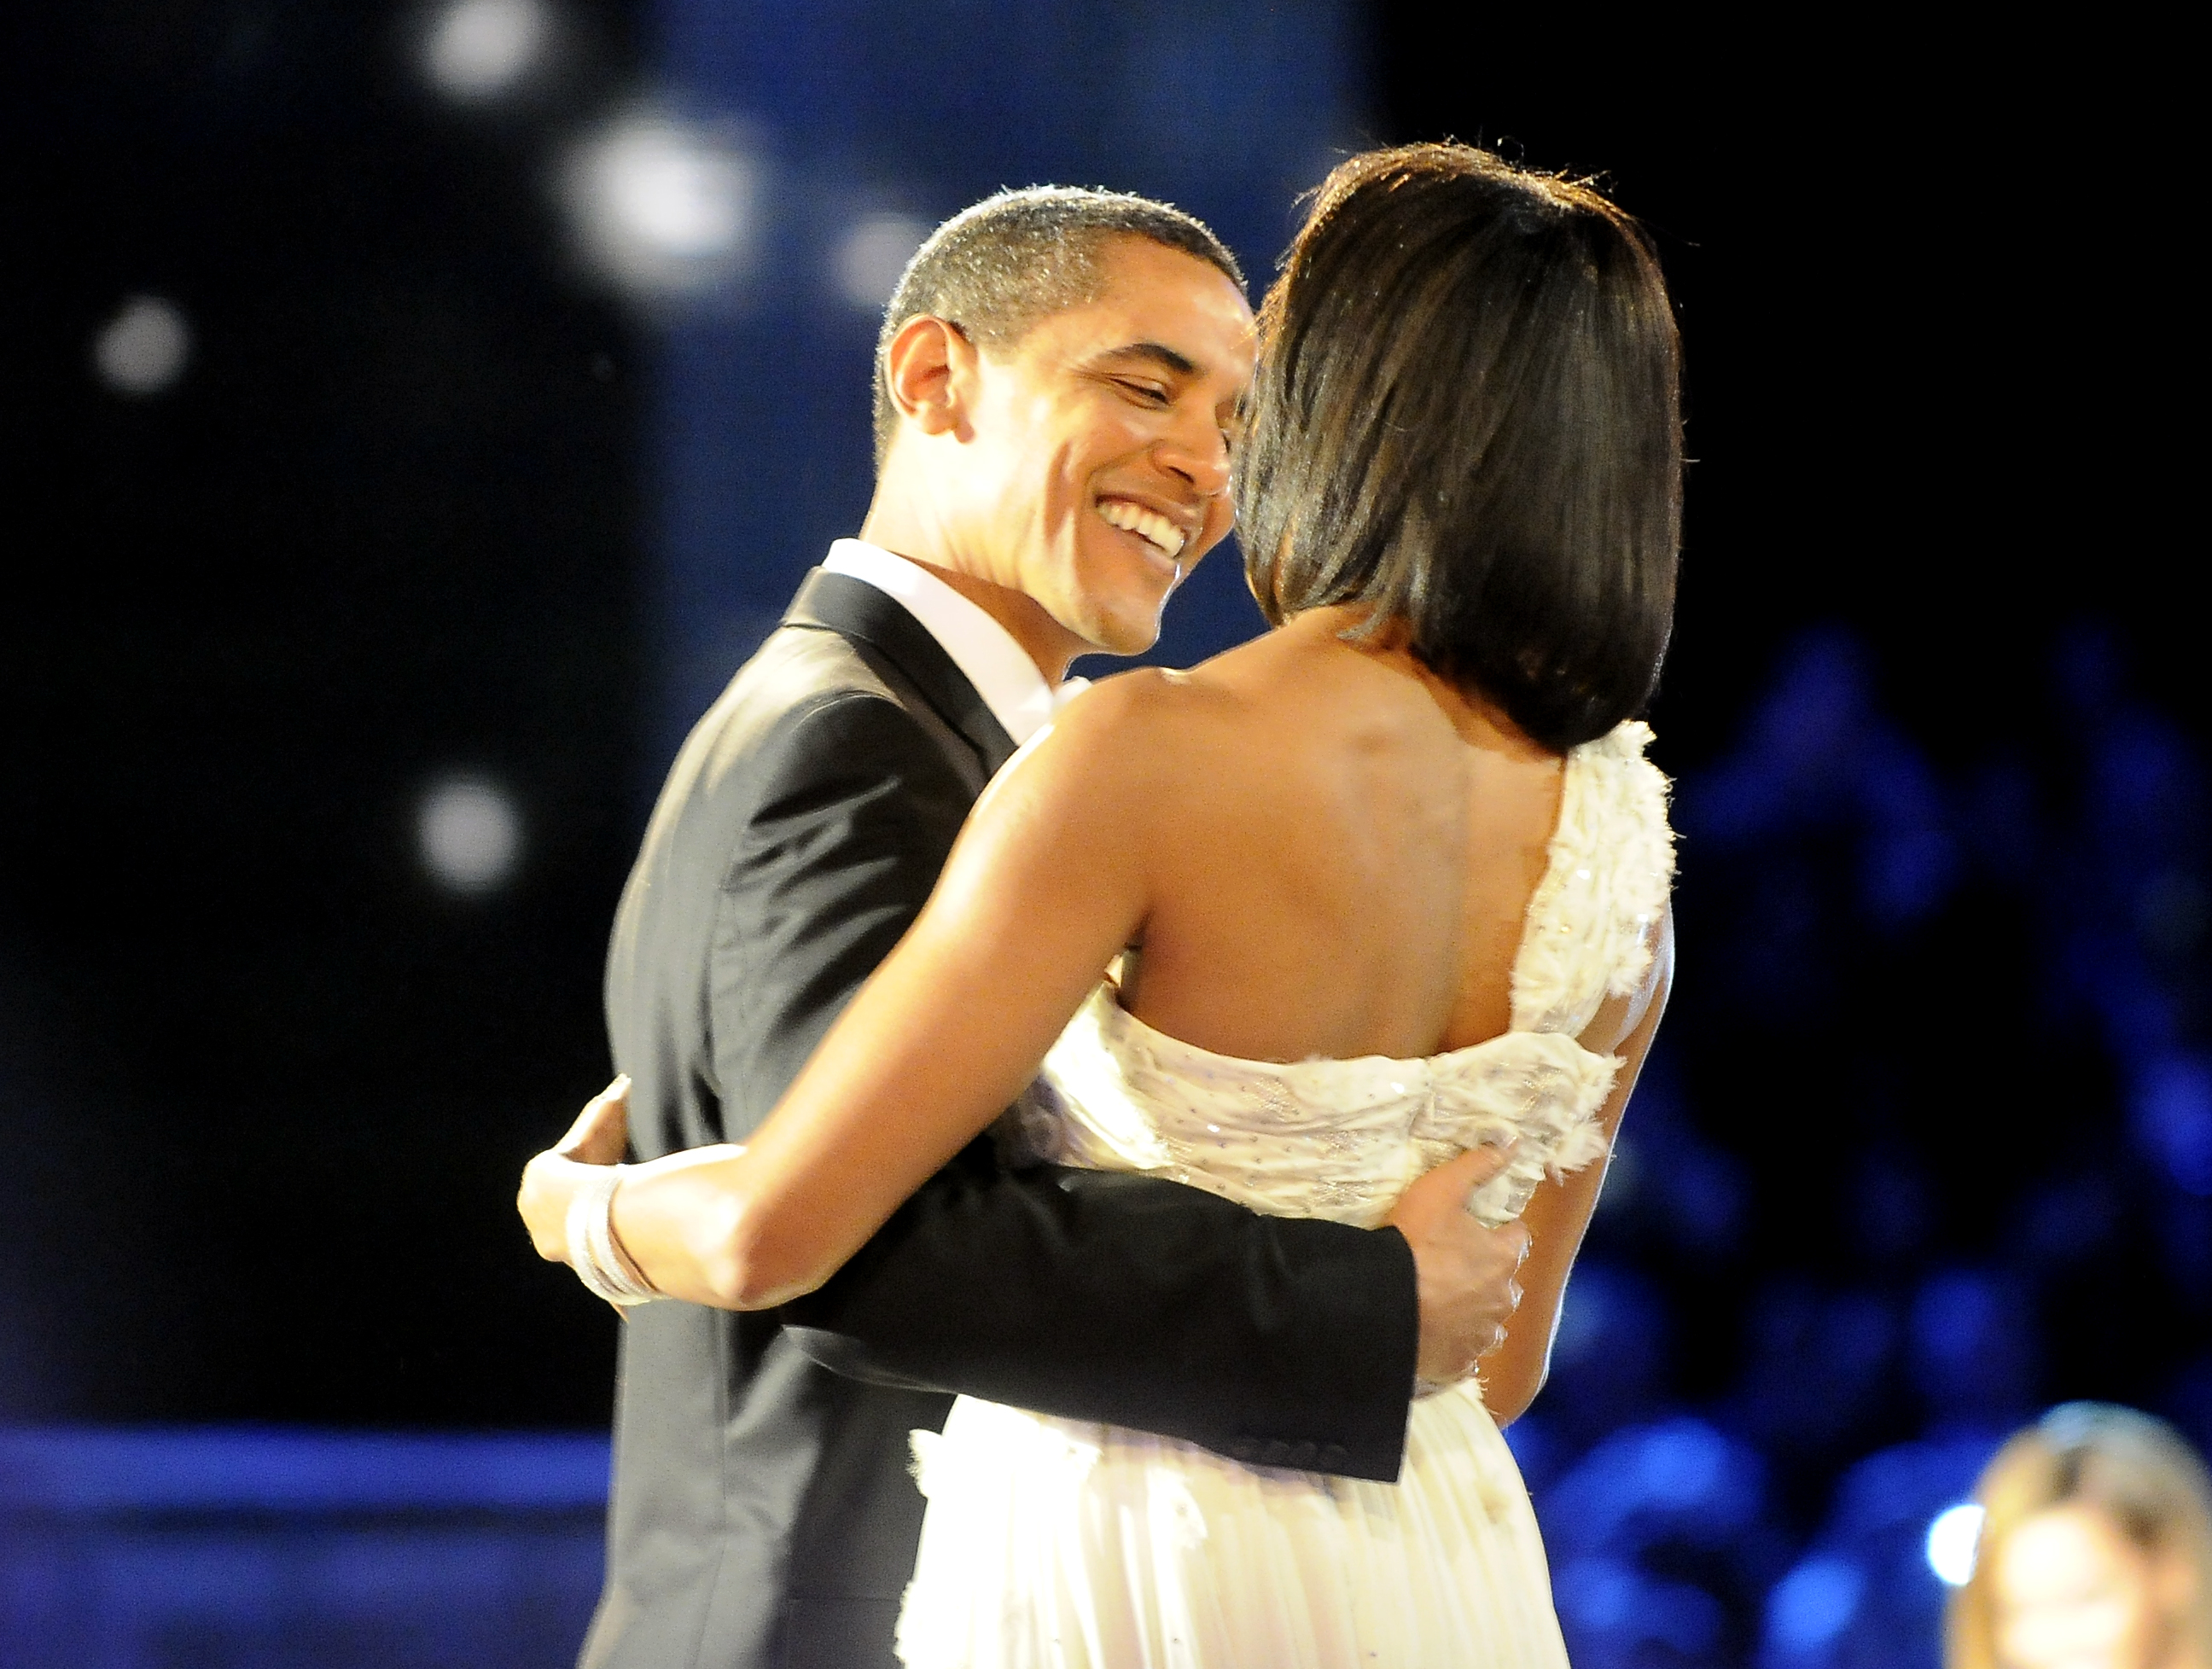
[
  {"x1": 523, "y1": 181, "x2": 1536, "y2": 1669},
  {"x1": 1950, "y1": 1404, "x2": 2212, "y2": 1669},
  {"x1": 524, "y1": 142, "x2": 1680, "y2": 1666}
]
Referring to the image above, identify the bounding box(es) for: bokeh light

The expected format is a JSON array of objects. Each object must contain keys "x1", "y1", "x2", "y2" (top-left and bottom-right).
[
  {"x1": 422, "y1": 0, "x2": 550, "y2": 102},
  {"x1": 1926, "y1": 1502, "x2": 1983, "y2": 1587},
  {"x1": 417, "y1": 776, "x2": 522, "y2": 894},
  {"x1": 832, "y1": 212, "x2": 930, "y2": 313},
  {"x1": 90, "y1": 296, "x2": 191, "y2": 397},
  {"x1": 561, "y1": 114, "x2": 759, "y2": 297}
]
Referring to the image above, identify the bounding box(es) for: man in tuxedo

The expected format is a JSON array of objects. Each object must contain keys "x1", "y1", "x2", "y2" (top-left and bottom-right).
[{"x1": 580, "y1": 187, "x2": 1532, "y2": 1669}]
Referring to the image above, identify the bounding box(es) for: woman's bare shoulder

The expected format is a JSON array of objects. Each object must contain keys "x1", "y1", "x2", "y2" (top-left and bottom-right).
[
  {"x1": 978, "y1": 666, "x2": 1211, "y2": 820},
  {"x1": 992, "y1": 662, "x2": 1278, "y2": 852},
  {"x1": 1052, "y1": 660, "x2": 1254, "y2": 753},
  {"x1": 1051, "y1": 631, "x2": 1432, "y2": 798}
]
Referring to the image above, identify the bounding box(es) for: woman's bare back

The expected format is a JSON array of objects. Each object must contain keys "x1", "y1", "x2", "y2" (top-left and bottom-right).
[{"x1": 1117, "y1": 604, "x2": 1568, "y2": 1065}]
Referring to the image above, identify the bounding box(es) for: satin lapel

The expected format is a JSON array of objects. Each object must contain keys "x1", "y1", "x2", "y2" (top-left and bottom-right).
[{"x1": 782, "y1": 569, "x2": 1020, "y2": 776}]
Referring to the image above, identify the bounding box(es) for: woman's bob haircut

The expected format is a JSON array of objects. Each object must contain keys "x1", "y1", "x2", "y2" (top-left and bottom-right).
[{"x1": 1240, "y1": 142, "x2": 1682, "y2": 752}]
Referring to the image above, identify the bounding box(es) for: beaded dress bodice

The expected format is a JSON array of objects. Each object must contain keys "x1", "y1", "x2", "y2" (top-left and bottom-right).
[{"x1": 1005, "y1": 721, "x2": 1675, "y2": 1230}]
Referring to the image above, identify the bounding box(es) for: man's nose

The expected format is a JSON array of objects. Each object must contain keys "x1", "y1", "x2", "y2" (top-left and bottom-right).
[{"x1": 1154, "y1": 414, "x2": 1232, "y2": 500}]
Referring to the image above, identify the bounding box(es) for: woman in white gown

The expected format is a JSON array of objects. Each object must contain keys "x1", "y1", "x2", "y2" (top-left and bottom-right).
[{"x1": 523, "y1": 142, "x2": 1682, "y2": 1667}]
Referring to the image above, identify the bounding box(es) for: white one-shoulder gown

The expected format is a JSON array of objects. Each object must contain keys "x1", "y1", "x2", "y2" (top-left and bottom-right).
[{"x1": 894, "y1": 721, "x2": 1675, "y2": 1669}]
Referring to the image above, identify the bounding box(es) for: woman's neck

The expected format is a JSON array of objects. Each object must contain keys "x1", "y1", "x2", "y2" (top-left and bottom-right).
[{"x1": 1286, "y1": 604, "x2": 1560, "y2": 763}]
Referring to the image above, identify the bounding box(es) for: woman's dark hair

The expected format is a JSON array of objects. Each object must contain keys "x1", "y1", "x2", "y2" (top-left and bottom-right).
[{"x1": 1239, "y1": 143, "x2": 1682, "y2": 751}]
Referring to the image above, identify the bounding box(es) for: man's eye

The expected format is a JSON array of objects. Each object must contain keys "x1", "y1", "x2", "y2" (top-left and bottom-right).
[{"x1": 1117, "y1": 380, "x2": 1171, "y2": 404}]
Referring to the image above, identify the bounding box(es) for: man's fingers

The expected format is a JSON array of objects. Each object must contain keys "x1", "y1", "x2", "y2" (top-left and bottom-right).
[
  {"x1": 1392, "y1": 1141, "x2": 1510, "y2": 1216},
  {"x1": 1394, "y1": 1139, "x2": 1538, "y2": 1385},
  {"x1": 1502, "y1": 1220, "x2": 1532, "y2": 1265},
  {"x1": 1456, "y1": 1139, "x2": 1518, "y2": 1188},
  {"x1": 1415, "y1": 1141, "x2": 1515, "y2": 1195}
]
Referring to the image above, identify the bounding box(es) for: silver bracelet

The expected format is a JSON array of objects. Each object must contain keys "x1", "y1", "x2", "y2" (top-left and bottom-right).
[{"x1": 566, "y1": 1165, "x2": 661, "y2": 1306}]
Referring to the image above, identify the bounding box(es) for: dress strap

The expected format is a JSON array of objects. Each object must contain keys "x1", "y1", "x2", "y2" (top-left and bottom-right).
[{"x1": 1507, "y1": 721, "x2": 1675, "y2": 1037}]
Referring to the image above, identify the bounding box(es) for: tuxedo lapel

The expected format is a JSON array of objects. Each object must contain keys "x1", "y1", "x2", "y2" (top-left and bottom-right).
[{"x1": 783, "y1": 569, "x2": 1020, "y2": 776}]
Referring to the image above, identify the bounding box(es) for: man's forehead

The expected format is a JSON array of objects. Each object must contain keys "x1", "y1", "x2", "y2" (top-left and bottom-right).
[
  {"x1": 1089, "y1": 240, "x2": 1248, "y2": 317},
  {"x1": 1048, "y1": 244, "x2": 1253, "y2": 369}
]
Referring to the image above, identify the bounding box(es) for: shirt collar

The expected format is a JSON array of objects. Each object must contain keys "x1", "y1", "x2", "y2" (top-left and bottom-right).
[{"x1": 822, "y1": 539, "x2": 1075, "y2": 747}]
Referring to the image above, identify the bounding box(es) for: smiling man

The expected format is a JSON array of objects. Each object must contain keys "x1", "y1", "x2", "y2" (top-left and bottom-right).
[
  {"x1": 854, "y1": 213, "x2": 1245, "y2": 679},
  {"x1": 579, "y1": 189, "x2": 1532, "y2": 1669}
]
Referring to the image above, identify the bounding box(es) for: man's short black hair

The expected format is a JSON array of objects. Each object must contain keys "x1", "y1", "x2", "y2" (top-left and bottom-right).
[
  {"x1": 1240, "y1": 143, "x2": 1684, "y2": 753},
  {"x1": 872, "y1": 186, "x2": 1244, "y2": 469}
]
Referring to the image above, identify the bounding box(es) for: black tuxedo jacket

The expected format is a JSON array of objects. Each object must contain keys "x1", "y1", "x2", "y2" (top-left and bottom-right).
[{"x1": 580, "y1": 570, "x2": 1419, "y2": 1669}]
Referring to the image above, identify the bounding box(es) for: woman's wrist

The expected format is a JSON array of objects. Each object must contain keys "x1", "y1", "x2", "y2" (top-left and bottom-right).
[{"x1": 566, "y1": 1163, "x2": 662, "y2": 1307}]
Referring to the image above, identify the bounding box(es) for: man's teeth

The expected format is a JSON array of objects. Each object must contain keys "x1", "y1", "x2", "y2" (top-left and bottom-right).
[{"x1": 1097, "y1": 500, "x2": 1187, "y2": 560}]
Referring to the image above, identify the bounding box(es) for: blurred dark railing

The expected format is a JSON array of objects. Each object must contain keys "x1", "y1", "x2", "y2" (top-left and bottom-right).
[{"x1": 0, "y1": 1428, "x2": 608, "y2": 1668}]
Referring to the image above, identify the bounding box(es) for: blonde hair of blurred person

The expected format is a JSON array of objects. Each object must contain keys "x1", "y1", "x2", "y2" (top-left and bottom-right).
[{"x1": 1949, "y1": 1404, "x2": 2212, "y2": 1669}]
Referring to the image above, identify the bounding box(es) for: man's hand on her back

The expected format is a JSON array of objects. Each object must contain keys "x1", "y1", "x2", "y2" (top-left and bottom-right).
[{"x1": 1384, "y1": 1144, "x2": 1532, "y2": 1387}]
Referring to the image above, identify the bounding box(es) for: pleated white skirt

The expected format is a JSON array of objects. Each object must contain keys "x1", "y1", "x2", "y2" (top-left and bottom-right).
[{"x1": 894, "y1": 1382, "x2": 1569, "y2": 1669}]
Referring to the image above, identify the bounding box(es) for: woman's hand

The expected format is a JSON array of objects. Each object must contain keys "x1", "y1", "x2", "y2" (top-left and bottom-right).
[{"x1": 518, "y1": 1076, "x2": 632, "y2": 1264}]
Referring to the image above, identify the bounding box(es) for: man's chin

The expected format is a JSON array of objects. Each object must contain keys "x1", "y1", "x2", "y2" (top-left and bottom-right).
[{"x1": 1084, "y1": 608, "x2": 1167, "y2": 662}]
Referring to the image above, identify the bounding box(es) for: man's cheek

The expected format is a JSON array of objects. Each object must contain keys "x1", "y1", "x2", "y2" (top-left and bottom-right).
[{"x1": 1193, "y1": 506, "x2": 1234, "y2": 566}]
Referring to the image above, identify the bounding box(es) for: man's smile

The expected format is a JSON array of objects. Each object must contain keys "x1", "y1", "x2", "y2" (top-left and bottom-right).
[{"x1": 1094, "y1": 495, "x2": 1191, "y2": 565}]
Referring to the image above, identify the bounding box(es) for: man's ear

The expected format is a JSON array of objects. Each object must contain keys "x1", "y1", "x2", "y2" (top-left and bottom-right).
[{"x1": 883, "y1": 315, "x2": 976, "y2": 439}]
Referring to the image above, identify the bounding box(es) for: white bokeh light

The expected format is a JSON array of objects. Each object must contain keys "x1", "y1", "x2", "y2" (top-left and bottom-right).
[
  {"x1": 92, "y1": 296, "x2": 192, "y2": 397},
  {"x1": 422, "y1": 0, "x2": 550, "y2": 101},
  {"x1": 832, "y1": 212, "x2": 930, "y2": 311},
  {"x1": 417, "y1": 776, "x2": 522, "y2": 894},
  {"x1": 562, "y1": 114, "x2": 758, "y2": 296},
  {"x1": 1926, "y1": 1502, "x2": 1985, "y2": 1586}
]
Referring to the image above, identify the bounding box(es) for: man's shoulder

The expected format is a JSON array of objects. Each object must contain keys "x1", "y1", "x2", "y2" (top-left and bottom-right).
[
  {"x1": 725, "y1": 618, "x2": 899, "y2": 721},
  {"x1": 656, "y1": 621, "x2": 979, "y2": 826}
]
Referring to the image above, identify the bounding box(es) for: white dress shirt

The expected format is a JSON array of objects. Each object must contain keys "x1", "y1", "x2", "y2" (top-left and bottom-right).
[{"x1": 822, "y1": 539, "x2": 1083, "y2": 748}]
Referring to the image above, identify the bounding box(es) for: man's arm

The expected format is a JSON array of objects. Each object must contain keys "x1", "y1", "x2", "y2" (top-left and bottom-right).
[
  {"x1": 709, "y1": 693, "x2": 1508, "y2": 1482},
  {"x1": 784, "y1": 1151, "x2": 1419, "y2": 1480}
]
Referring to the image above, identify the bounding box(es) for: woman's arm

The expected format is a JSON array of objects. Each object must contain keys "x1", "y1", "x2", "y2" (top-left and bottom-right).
[
  {"x1": 591, "y1": 676, "x2": 1166, "y2": 1310},
  {"x1": 1477, "y1": 908, "x2": 1674, "y2": 1425}
]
